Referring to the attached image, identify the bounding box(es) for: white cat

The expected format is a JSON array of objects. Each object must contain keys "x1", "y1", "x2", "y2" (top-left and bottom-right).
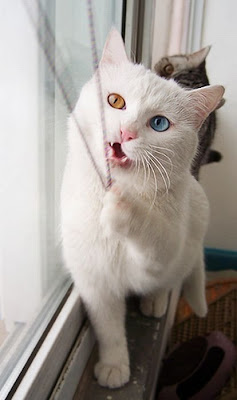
[{"x1": 61, "y1": 29, "x2": 224, "y2": 389}]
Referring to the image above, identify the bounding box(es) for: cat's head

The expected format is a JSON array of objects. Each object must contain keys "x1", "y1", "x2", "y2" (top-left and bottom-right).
[
  {"x1": 72, "y1": 31, "x2": 223, "y2": 192},
  {"x1": 154, "y1": 46, "x2": 211, "y2": 79}
]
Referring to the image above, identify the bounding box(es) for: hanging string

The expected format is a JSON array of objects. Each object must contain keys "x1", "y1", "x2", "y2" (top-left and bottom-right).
[
  {"x1": 23, "y1": 0, "x2": 108, "y2": 190},
  {"x1": 87, "y1": 0, "x2": 112, "y2": 189}
]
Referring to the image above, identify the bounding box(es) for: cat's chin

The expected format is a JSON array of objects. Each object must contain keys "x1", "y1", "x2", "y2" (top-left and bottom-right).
[{"x1": 110, "y1": 157, "x2": 132, "y2": 169}]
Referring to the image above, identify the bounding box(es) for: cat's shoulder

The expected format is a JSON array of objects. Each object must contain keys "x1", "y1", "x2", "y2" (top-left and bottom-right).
[{"x1": 189, "y1": 175, "x2": 209, "y2": 210}]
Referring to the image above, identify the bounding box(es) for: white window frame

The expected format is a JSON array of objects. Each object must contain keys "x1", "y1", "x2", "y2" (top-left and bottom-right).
[
  {"x1": 1, "y1": 277, "x2": 73, "y2": 400},
  {"x1": 11, "y1": 289, "x2": 86, "y2": 400}
]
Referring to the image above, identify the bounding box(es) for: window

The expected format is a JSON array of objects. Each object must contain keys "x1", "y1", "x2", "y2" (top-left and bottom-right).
[{"x1": 0, "y1": 1, "x2": 123, "y2": 398}]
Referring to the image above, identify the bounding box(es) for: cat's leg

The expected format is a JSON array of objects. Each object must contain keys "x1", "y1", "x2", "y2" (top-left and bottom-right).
[
  {"x1": 140, "y1": 288, "x2": 169, "y2": 318},
  {"x1": 182, "y1": 257, "x2": 207, "y2": 317},
  {"x1": 84, "y1": 293, "x2": 130, "y2": 388}
]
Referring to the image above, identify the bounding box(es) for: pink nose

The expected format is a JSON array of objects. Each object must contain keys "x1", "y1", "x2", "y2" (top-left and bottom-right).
[{"x1": 120, "y1": 128, "x2": 137, "y2": 142}]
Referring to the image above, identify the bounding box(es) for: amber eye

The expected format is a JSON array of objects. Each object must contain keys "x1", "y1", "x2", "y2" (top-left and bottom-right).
[
  {"x1": 107, "y1": 93, "x2": 126, "y2": 109},
  {"x1": 164, "y1": 63, "x2": 174, "y2": 76}
]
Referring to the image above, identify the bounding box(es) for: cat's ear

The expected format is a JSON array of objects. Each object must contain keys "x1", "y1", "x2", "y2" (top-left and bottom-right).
[
  {"x1": 188, "y1": 85, "x2": 225, "y2": 128},
  {"x1": 100, "y1": 28, "x2": 129, "y2": 66},
  {"x1": 188, "y1": 46, "x2": 211, "y2": 67}
]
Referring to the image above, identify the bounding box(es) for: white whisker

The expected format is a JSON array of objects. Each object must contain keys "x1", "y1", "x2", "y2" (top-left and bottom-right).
[
  {"x1": 134, "y1": 154, "x2": 139, "y2": 180},
  {"x1": 143, "y1": 153, "x2": 158, "y2": 208},
  {"x1": 148, "y1": 150, "x2": 174, "y2": 175},
  {"x1": 131, "y1": 142, "x2": 172, "y2": 198},
  {"x1": 149, "y1": 144, "x2": 174, "y2": 155},
  {"x1": 146, "y1": 150, "x2": 171, "y2": 194},
  {"x1": 147, "y1": 146, "x2": 173, "y2": 170},
  {"x1": 140, "y1": 153, "x2": 149, "y2": 190},
  {"x1": 146, "y1": 152, "x2": 169, "y2": 195}
]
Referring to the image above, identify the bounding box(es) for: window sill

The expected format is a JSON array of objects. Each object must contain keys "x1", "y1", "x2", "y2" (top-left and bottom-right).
[
  {"x1": 10, "y1": 286, "x2": 84, "y2": 400},
  {"x1": 52, "y1": 289, "x2": 180, "y2": 400}
]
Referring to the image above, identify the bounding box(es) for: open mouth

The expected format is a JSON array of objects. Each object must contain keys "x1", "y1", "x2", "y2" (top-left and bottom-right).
[{"x1": 108, "y1": 142, "x2": 131, "y2": 167}]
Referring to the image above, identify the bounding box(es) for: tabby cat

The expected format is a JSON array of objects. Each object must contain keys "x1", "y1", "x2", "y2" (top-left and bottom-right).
[{"x1": 154, "y1": 46, "x2": 224, "y2": 179}]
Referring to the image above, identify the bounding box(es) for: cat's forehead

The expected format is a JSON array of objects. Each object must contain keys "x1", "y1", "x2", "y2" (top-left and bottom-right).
[
  {"x1": 155, "y1": 55, "x2": 187, "y2": 71},
  {"x1": 99, "y1": 62, "x2": 184, "y2": 110}
]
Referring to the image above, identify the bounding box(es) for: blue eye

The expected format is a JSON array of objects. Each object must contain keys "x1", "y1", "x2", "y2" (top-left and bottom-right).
[{"x1": 150, "y1": 116, "x2": 170, "y2": 132}]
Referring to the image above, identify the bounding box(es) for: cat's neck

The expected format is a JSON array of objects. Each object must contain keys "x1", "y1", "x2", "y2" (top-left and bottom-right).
[{"x1": 123, "y1": 169, "x2": 191, "y2": 204}]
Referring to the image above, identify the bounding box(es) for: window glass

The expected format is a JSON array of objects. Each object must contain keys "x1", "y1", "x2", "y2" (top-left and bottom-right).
[{"x1": 0, "y1": 0, "x2": 123, "y2": 396}]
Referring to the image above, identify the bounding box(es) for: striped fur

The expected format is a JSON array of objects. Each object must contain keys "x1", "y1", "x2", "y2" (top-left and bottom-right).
[{"x1": 154, "y1": 47, "x2": 223, "y2": 180}]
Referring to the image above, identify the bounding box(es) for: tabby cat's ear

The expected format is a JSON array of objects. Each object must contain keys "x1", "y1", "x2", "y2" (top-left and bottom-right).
[
  {"x1": 188, "y1": 85, "x2": 225, "y2": 128},
  {"x1": 100, "y1": 28, "x2": 129, "y2": 66},
  {"x1": 188, "y1": 46, "x2": 211, "y2": 68}
]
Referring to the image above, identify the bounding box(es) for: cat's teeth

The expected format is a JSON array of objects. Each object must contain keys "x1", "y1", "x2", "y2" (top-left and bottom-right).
[
  {"x1": 109, "y1": 142, "x2": 114, "y2": 147},
  {"x1": 121, "y1": 157, "x2": 128, "y2": 163}
]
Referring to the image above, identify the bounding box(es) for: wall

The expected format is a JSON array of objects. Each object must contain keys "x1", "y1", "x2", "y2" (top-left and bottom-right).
[
  {"x1": 200, "y1": 0, "x2": 237, "y2": 251},
  {"x1": 152, "y1": 0, "x2": 236, "y2": 252}
]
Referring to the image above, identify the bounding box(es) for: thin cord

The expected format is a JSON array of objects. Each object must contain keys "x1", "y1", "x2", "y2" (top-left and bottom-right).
[
  {"x1": 23, "y1": 0, "x2": 107, "y2": 189},
  {"x1": 87, "y1": 0, "x2": 112, "y2": 189}
]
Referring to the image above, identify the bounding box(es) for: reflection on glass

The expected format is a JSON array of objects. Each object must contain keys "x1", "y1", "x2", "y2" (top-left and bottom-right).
[{"x1": 0, "y1": 0, "x2": 123, "y2": 396}]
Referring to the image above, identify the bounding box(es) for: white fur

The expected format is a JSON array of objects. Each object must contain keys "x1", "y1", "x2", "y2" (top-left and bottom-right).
[{"x1": 61, "y1": 30, "x2": 224, "y2": 388}]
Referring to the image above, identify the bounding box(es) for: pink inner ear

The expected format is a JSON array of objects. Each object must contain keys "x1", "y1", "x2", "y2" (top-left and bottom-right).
[
  {"x1": 188, "y1": 85, "x2": 225, "y2": 128},
  {"x1": 100, "y1": 28, "x2": 129, "y2": 66}
]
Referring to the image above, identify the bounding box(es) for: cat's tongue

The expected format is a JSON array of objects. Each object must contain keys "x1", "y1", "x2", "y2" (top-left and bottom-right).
[
  {"x1": 112, "y1": 143, "x2": 125, "y2": 158},
  {"x1": 109, "y1": 142, "x2": 131, "y2": 167}
]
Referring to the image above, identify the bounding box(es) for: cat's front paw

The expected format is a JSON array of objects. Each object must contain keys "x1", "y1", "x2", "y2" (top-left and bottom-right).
[
  {"x1": 94, "y1": 361, "x2": 130, "y2": 388},
  {"x1": 100, "y1": 186, "x2": 133, "y2": 237}
]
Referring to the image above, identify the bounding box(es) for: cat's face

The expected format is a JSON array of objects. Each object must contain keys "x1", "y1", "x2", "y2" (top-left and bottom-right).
[
  {"x1": 75, "y1": 31, "x2": 223, "y2": 192},
  {"x1": 154, "y1": 46, "x2": 211, "y2": 79}
]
